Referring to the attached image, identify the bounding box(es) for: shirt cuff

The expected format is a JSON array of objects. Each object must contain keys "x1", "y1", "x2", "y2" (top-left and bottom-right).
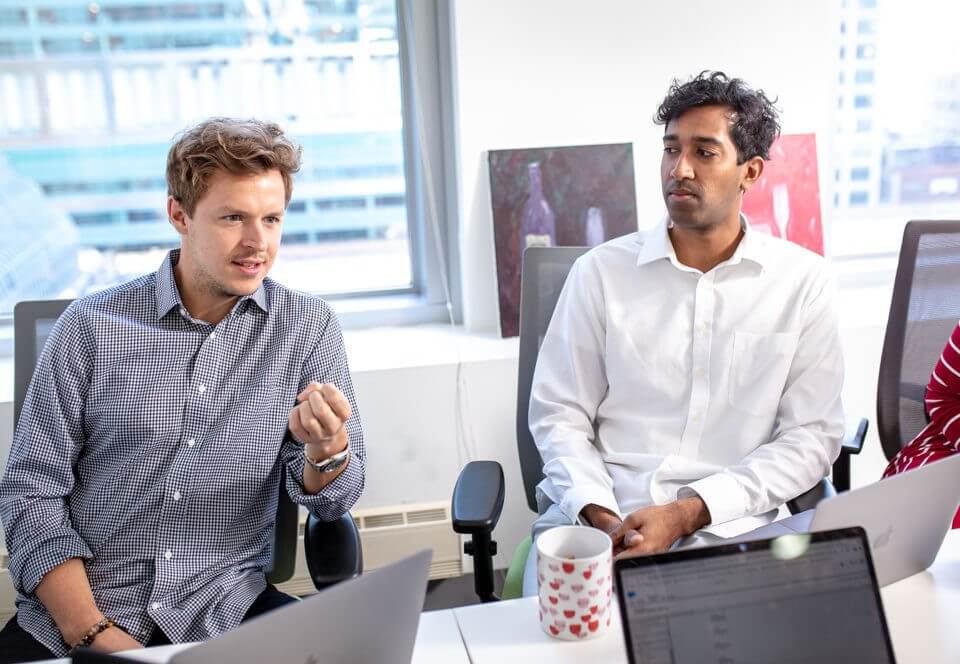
[
  {"x1": 558, "y1": 485, "x2": 621, "y2": 524},
  {"x1": 284, "y1": 442, "x2": 365, "y2": 522},
  {"x1": 679, "y1": 473, "x2": 748, "y2": 527},
  {"x1": 11, "y1": 532, "x2": 93, "y2": 596}
]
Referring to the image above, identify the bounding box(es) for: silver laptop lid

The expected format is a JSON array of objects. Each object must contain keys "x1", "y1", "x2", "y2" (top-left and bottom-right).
[
  {"x1": 810, "y1": 452, "x2": 960, "y2": 586},
  {"x1": 172, "y1": 549, "x2": 432, "y2": 664},
  {"x1": 614, "y1": 528, "x2": 895, "y2": 664}
]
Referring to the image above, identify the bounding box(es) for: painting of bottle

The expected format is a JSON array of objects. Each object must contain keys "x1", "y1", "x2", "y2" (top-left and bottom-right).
[
  {"x1": 520, "y1": 162, "x2": 556, "y2": 249},
  {"x1": 584, "y1": 206, "x2": 605, "y2": 246}
]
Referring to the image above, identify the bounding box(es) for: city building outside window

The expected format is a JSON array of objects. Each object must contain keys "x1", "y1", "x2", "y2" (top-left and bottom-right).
[{"x1": 0, "y1": 0, "x2": 438, "y2": 322}]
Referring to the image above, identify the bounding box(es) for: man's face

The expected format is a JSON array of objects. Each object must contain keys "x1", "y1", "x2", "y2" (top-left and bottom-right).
[
  {"x1": 661, "y1": 104, "x2": 759, "y2": 230},
  {"x1": 171, "y1": 168, "x2": 285, "y2": 301}
]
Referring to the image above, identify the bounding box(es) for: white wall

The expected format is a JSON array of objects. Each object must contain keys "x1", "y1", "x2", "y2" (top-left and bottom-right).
[{"x1": 451, "y1": 0, "x2": 839, "y2": 333}]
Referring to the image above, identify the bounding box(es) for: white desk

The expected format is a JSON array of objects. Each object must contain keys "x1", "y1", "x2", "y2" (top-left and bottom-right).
[
  {"x1": 34, "y1": 608, "x2": 469, "y2": 664},
  {"x1": 453, "y1": 530, "x2": 960, "y2": 664}
]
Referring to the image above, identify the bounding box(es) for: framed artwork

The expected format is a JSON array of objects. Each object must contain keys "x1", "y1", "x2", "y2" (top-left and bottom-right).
[
  {"x1": 488, "y1": 143, "x2": 638, "y2": 337},
  {"x1": 742, "y1": 133, "x2": 824, "y2": 255}
]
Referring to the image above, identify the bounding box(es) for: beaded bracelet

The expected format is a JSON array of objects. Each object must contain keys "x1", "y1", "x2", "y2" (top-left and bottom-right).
[{"x1": 71, "y1": 617, "x2": 115, "y2": 652}]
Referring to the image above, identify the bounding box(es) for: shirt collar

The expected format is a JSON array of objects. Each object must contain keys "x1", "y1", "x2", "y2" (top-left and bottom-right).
[
  {"x1": 155, "y1": 249, "x2": 269, "y2": 320},
  {"x1": 636, "y1": 214, "x2": 767, "y2": 271}
]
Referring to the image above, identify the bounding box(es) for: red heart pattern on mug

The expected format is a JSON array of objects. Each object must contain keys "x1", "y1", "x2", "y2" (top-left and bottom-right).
[{"x1": 538, "y1": 533, "x2": 614, "y2": 642}]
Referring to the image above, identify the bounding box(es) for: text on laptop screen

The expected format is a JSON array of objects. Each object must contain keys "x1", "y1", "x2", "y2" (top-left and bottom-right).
[{"x1": 618, "y1": 534, "x2": 893, "y2": 663}]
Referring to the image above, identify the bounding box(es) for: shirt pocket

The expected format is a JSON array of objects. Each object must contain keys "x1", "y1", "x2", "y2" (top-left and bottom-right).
[{"x1": 727, "y1": 331, "x2": 799, "y2": 417}]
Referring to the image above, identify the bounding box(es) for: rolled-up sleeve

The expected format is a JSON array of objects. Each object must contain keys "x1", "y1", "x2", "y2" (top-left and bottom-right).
[
  {"x1": 281, "y1": 308, "x2": 365, "y2": 521},
  {"x1": 0, "y1": 304, "x2": 94, "y2": 595},
  {"x1": 682, "y1": 271, "x2": 845, "y2": 527},
  {"x1": 529, "y1": 258, "x2": 620, "y2": 523}
]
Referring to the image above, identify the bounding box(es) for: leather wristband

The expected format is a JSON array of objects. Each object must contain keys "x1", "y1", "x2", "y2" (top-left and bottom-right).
[{"x1": 71, "y1": 617, "x2": 115, "y2": 652}]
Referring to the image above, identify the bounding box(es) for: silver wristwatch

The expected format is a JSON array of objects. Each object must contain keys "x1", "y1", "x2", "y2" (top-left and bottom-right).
[{"x1": 303, "y1": 446, "x2": 350, "y2": 473}]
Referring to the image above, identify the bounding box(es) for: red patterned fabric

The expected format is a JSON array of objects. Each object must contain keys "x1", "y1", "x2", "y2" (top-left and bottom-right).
[{"x1": 882, "y1": 321, "x2": 960, "y2": 529}]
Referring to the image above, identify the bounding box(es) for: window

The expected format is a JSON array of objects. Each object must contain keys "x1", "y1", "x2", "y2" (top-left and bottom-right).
[
  {"x1": 0, "y1": 0, "x2": 455, "y2": 326},
  {"x1": 832, "y1": 0, "x2": 960, "y2": 259},
  {"x1": 849, "y1": 191, "x2": 870, "y2": 205}
]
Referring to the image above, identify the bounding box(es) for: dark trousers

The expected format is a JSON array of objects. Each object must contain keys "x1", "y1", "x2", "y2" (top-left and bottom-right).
[{"x1": 0, "y1": 584, "x2": 297, "y2": 663}]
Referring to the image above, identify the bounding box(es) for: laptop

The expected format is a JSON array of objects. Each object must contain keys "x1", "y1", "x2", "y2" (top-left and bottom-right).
[
  {"x1": 731, "y1": 453, "x2": 960, "y2": 586},
  {"x1": 614, "y1": 527, "x2": 896, "y2": 664},
  {"x1": 73, "y1": 550, "x2": 432, "y2": 664}
]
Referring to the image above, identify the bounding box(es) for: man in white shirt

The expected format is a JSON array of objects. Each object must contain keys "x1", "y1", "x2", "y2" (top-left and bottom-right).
[{"x1": 527, "y1": 71, "x2": 844, "y2": 569}]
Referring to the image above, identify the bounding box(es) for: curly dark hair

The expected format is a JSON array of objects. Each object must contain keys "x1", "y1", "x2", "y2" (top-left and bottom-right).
[{"x1": 654, "y1": 71, "x2": 780, "y2": 164}]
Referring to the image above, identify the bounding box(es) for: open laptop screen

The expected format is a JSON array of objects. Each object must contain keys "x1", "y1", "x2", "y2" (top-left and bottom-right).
[{"x1": 614, "y1": 527, "x2": 895, "y2": 664}]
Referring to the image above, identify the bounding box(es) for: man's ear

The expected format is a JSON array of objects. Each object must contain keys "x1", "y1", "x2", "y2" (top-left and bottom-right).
[
  {"x1": 739, "y1": 156, "x2": 765, "y2": 194},
  {"x1": 168, "y1": 196, "x2": 189, "y2": 236}
]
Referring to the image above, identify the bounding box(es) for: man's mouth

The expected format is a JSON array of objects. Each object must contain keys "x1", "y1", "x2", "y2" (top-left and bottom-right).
[{"x1": 231, "y1": 259, "x2": 264, "y2": 276}]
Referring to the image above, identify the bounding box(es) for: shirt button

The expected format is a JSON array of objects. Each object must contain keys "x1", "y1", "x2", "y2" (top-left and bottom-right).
[
  {"x1": 164, "y1": 549, "x2": 172, "y2": 561},
  {"x1": 209, "y1": 331, "x2": 216, "y2": 340},
  {"x1": 187, "y1": 438, "x2": 196, "y2": 447},
  {"x1": 172, "y1": 490, "x2": 181, "y2": 502},
  {"x1": 152, "y1": 602, "x2": 160, "y2": 610},
  {"x1": 179, "y1": 308, "x2": 186, "y2": 317},
  {"x1": 692, "y1": 412, "x2": 702, "y2": 422},
  {"x1": 695, "y1": 367, "x2": 705, "y2": 377},
  {"x1": 197, "y1": 383, "x2": 206, "y2": 394}
]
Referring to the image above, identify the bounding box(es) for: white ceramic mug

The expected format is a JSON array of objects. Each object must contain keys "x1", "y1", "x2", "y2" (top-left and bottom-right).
[{"x1": 536, "y1": 525, "x2": 614, "y2": 641}]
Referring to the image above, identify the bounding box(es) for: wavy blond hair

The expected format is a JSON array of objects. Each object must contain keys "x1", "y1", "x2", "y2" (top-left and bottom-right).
[{"x1": 166, "y1": 117, "x2": 302, "y2": 215}]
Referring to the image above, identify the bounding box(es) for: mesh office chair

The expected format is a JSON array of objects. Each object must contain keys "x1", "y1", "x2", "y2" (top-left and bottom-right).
[
  {"x1": 452, "y1": 246, "x2": 865, "y2": 602},
  {"x1": 877, "y1": 220, "x2": 960, "y2": 460},
  {"x1": 13, "y1": 299, "x2": 361, "y2": 592}
]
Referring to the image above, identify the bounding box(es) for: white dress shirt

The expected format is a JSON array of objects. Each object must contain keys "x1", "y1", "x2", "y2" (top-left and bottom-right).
[{"x1": 529, "y1": 218, "x2": 844, "y2": 538}]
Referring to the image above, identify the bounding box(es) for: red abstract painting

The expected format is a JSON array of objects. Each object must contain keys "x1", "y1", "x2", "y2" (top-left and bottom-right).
[{"x1": 742, "y1": 133, "x2": 824, "y2": 255}]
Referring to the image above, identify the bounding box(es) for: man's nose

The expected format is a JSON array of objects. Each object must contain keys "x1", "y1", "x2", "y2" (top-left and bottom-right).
[
  {"x1": 242, "y1": 220, "x2": 269, "y2": 249},
  {"x1": 670, "y1": 153, "x2": 694, "y2": 181}
]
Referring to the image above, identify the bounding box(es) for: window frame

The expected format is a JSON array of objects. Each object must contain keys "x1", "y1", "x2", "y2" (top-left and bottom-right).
[{"x1": 0, "y1": 0, "x2": 461, "y2": 331}]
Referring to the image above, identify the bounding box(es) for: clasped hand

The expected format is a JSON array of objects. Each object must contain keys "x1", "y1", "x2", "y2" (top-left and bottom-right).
[{"x1": 288, "y1": 382, "x2": 352, "y2": 459}]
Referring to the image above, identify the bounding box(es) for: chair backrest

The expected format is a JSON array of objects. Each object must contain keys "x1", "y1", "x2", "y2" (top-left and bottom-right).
[
  {"x1": 516, "y1": 247, "x2": 589, "y2": 513},
  {"x1": 877, "y1": 221, "x2": 960, "y2": 460},
  {"x1": 12, "y1": 299, "x2": 297, "y2": 584}
]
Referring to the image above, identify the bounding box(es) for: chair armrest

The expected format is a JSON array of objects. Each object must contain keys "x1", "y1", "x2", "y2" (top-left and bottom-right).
[
  {"x1": 452, "y1": 460, "x2": 505, "y2": 535},
  {"x1": 304, "y1": 511, "x2": 363, "y2": 592},
  {"x1": 842, "y1": 417, "x2": 869, "y2": 455},
  {"x1": 787, "y1": 478, "x2": 836, "y2": 515},
  {"x1": 451, "y1": 460, "x2": 505, "y2": 603}
]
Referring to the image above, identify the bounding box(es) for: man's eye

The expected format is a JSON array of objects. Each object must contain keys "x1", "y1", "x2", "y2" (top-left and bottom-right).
[
  {"x1": 224, "y1": 214, "x2": 242, "y2": 222},
  {"x1": 663, "y1": 147, "x2": 678, "y2": 154},
  {"x1": 698, "y1": 149, "x2": 716, "y2": 158},
  {"x1": 265, "y1": 217, "x2": 282, "y2": 224}
]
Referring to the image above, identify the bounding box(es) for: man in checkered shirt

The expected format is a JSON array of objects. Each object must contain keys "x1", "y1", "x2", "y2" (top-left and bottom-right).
[{"x1": 0, "y1": 118, "x2": 366, "y2": 660}]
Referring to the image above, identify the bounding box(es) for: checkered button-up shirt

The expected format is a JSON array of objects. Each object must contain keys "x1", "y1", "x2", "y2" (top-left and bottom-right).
[{"x1": 0, "y1": 250, "x2": 366, "y2": 656}]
